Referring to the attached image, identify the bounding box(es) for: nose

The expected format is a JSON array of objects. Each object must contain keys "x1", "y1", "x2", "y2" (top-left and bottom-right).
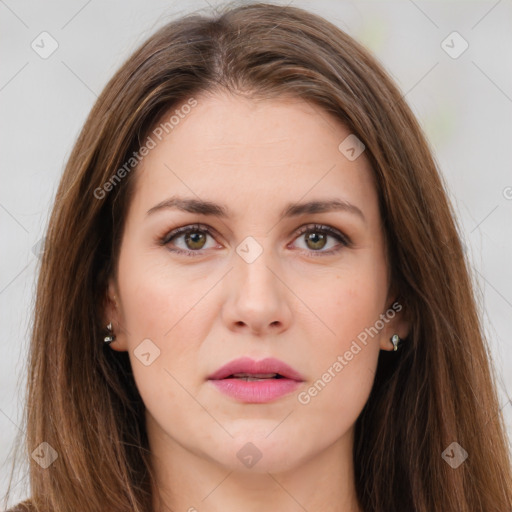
[{"x1": 221, "y1": 243, "x2": 293, "y2": 336}]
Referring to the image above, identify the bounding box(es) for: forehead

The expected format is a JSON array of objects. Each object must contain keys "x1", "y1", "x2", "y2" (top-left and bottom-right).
[{"x1": 129, "y1": 92, "x2": 378, "y2": 221}]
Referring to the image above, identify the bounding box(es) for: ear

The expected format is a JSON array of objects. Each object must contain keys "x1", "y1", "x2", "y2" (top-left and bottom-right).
[
  {"x1": 102, "y1": 277, "x2": 128, "y2": 352},
  {"x1": 379, "y1": 295, "x2": 410, "y2": 352}
]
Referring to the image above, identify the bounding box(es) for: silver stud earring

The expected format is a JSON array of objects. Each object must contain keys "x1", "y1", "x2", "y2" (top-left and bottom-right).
[
  {"x1": 104, "y1": 322, "x2": 116, "y2": 344},
  {"x1": 390, "y1": 334, "x2": 401, "y2": 351}
]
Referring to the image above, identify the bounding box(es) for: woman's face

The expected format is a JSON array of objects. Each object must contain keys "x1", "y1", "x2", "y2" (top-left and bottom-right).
[{"x1": 106, "y1": 92, "x2": 408, "y2": 474}]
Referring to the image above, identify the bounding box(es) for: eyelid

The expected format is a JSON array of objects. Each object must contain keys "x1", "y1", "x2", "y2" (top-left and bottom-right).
[
  {"x1": 159, "y1": 223, "x2": 222, "y2": 257},
  {"x1": 160, "y1": 223, "x2": 219, "y2": 245},
  {"x1": 292, "y1": 223, "x2": 351, "y2": 246}
]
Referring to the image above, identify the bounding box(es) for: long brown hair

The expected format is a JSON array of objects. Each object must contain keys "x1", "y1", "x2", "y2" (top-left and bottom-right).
[{"x1": 5, "y1": 2, "x2": 511, "y2": 511}]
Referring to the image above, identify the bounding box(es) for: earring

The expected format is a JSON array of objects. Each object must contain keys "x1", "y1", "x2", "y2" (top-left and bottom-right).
[
  {"x1": 390, "y1": 334, "x2": 401, "y2": 351},
  {"x1": 104, "y1": 322, "x2": 116, "y2": 344}
]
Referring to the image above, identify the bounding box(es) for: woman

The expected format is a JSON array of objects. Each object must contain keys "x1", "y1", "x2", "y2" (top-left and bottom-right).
[{"x1": 5, "y1": 2, "x2": 511, "y2": 511}]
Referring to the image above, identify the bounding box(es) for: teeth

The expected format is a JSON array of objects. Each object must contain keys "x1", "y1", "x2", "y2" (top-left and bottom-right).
[
  {"x1": 237, "y1": 377, "x2": 274, "y2": 381},
  {"x1": 231, "y1": 373, "x2": 277, "y2": 379}
]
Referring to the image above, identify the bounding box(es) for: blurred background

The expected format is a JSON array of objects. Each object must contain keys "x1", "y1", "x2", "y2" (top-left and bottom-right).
[{"x1": 1, "y1": 0, "x2": 511, "y2": 506}]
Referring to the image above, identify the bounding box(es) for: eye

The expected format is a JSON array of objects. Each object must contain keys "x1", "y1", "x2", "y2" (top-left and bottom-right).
[
  {"x1": 158, "y1": 223, "x2": 350, "y2": 257},
  {"x1": 290, "y1": 224, "x2": 350, "y2": 255},
  {"x1": 160, "y1": 224, "x2": 219, "y2": 255}
]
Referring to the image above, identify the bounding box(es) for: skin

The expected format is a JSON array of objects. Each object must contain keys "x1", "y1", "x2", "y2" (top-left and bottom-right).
[{"x1": 104, "y1": 91, "x2": 410, "y2": 512}]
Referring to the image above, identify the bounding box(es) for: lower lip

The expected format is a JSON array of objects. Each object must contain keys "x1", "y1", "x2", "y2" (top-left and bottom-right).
[{"x1": 209, "y1": 378, "x2": 302, "y2": 403}]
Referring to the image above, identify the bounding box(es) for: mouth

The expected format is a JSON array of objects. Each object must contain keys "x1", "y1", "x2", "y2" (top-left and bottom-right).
[
  {"x1": 208, "y1": 356, "x2": 304, "y2": 382},
  {"x1": 223, "y1": 373, "x2": 287, "y2": 381},
  {"x1": 208, "y1": 357, "x2": 304, "y2": 403}
]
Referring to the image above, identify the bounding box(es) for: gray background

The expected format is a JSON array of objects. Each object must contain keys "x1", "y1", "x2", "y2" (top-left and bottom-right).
[{"x1": 1, "y1": 0, "x2": 511, "y2": 506}]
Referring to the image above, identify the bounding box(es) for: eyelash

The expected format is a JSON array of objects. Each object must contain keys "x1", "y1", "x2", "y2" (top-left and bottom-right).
[{"x1": 158, "y1": 223, "x2": 351, "y2": 257}]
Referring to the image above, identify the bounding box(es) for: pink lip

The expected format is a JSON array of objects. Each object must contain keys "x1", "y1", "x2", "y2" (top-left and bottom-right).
[{"x1": 208, "y1": 357, "x2": 304, "y2": 404}]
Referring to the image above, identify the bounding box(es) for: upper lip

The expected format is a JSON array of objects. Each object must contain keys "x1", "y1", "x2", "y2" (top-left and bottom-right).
[{"x1": 208, "y1": 357, "x2": 304, "y2": 381}]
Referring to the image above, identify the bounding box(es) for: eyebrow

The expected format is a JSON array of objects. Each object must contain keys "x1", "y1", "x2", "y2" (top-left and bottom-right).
[{"x1": 146, "y1": 196, "x2": 365, "y2": 222}]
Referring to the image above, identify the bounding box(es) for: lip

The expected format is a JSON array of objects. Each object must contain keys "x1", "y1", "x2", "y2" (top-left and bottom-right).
[
  {"x1": 208, "y1": 356, "x2": 304, "y2": 404},
  {"x1": 208, "y1": 356, "x2": 305, "y2": 381}
]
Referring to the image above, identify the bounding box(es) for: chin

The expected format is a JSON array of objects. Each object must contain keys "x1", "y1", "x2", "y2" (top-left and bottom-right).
[{"x1": 206, "y1": 433, "x2": 306, "y2": 474}]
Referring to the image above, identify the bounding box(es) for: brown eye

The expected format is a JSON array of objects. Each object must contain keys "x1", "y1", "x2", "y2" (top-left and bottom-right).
[
  {"x1": 185, "y1": 231, "x2": 207, "y2": 250},
  {"x1": 292, "y1": 224, "x2": 349, "y2": 256},
  {"x1": 161, "y1": 224, "x2": 218, "y2": 254},
  {"x1": 305, "y1": 232, "x2": 327, "y2": 250}
]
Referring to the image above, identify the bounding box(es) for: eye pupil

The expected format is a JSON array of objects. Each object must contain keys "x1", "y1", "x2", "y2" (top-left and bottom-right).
[{"x1": 306, "y1": 232, "x2": 327, "y2": 250}]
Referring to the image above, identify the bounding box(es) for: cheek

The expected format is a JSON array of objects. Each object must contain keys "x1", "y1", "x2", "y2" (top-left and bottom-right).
[
  {"x1": 295, "y1": 284, "x2": 383, "y2": 438},
  {"x1": 294, "y1": 349, "x2": 378, "y2": 453},
  {"x1": 117, "y1": 240, "x2": 214, "y2": 339},
  {"x1": 312, "y1": 255, "x2": 388, "y2": 348},
  {"x1": 296, "y1": 252, "x2": 386, "y2": 415},
  {"x1": 115, "y1": 246, "x2": 205, "y2": 380}
]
